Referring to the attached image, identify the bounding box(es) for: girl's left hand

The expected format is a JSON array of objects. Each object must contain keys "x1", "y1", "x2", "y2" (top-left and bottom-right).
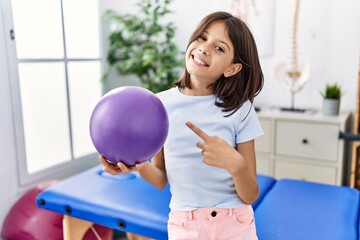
[
  {"x1": 99, "y1": 155, "x2": 146, "y2": 175},
  {"x1": 186, "y1": 121, "x2": 243, "y2": 171}
]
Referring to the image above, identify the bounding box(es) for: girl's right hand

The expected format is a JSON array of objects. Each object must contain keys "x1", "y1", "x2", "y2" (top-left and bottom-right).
[{"x1": 99, "y1": 155, "x2": 146, "y2": 175}]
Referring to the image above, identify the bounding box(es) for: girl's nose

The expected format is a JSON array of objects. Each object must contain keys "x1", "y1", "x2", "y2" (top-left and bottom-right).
[{"x1": 198, "y1": 45, "x2": 209, "y2": 55}]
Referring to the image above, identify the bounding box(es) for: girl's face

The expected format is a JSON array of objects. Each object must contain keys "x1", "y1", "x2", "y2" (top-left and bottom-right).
[{"x1": 185, "y1": 21, "x2": 242, "y2": 86}]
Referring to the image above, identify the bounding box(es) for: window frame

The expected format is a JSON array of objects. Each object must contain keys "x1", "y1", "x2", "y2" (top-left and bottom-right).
[{"x1": 2, "y1": 0, "x2": 103, "y2": 187}]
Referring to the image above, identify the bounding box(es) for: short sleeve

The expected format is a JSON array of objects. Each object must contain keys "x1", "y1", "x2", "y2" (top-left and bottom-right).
[{"x1": 235, "y1": 102, "x2": 264, "y2": 144}]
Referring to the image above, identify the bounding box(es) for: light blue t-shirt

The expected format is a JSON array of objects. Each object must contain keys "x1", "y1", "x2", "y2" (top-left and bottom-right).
[{"x1": 156, "y1": 87, "x2": 263, "y2": 211}]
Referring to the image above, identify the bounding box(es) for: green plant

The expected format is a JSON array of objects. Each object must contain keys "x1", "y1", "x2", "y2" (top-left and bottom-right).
[
  {"x1": 321, "y1": 83, "x2": 342, "y2": 100},
  {"x1": 102, "y1": 0, "x2": 183, "y2": 93}
]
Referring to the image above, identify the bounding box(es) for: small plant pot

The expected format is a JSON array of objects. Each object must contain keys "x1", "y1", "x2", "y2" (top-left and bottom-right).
[{"x1": 322, "y1": 99, "x2": 340, "y2": 115}]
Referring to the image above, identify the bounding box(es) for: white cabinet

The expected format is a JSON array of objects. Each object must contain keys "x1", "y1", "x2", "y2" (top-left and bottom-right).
[{"x1": 255, "y1": 109, "x2": 350, "y2": 185}]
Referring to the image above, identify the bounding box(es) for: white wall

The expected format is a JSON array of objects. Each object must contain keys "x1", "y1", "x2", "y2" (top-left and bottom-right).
[
  {"x1": 258, "y1": 0, "x2": 360, "y2": 111},
  {"x1": 0, "y1": 0, "x2": 359, "y2": 232}
]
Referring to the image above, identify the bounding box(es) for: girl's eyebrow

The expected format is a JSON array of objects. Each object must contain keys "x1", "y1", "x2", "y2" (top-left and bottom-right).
[{"x1": 203, "y1": 30, "x2": 231, "y2": 51}]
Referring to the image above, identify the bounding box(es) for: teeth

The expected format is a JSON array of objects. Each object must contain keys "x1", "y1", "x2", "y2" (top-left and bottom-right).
[{"x1": 194, "y1": 56, "x2": 206, "y2": 66}]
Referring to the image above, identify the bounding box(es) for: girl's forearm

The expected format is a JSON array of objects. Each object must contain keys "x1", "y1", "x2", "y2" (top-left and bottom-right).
[
  {"x1": 230, "y1": 155, "x2": 260, "y2": 204},
  {"x1": 138, "y1": 161, "x2": 168, "y2": 189},
  {"x1": 233, "y1": 172, "x2": 259, "y2": 204}
]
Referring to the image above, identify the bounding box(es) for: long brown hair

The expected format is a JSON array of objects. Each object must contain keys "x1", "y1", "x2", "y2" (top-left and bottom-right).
[{"x1": 173, "y1": 11, "x2": 264, "y2": 116}]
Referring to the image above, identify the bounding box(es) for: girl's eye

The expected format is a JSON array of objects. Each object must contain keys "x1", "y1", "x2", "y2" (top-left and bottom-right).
[
  {"x1": 198, "y1": 35, "x2": 206, "y2": 41},
  {"x1": 215, "y1": 46, "x2": 224, "y2": 52}
]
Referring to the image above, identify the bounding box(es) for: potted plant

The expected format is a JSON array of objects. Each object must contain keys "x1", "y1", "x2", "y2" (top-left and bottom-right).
[
  {"x1": 102, "y1": 0, "x2": 183, "y2": 93},
  {"x1": 320, "y1": 83, "x2": 342, "y2": 115}
]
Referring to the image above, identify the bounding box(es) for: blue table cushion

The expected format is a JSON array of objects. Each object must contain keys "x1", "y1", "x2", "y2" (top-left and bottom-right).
[
  {"x1": 254, "y1": 179, "x2": 360, "y2": 240},
  {"x1": 36, "y1": 166, "x2": 171, "y2": 239}
]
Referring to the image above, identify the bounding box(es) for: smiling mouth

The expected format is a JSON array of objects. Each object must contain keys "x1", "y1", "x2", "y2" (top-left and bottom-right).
[{"x1": 192, "y1": 55, "x2": 209, "y2": 67}]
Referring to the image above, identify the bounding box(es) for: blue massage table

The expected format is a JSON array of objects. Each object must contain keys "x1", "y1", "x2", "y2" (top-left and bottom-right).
[
  {"x1": 36, "y1": 165, "x2": 360, "y2": 239},
  {"x1": 36, "y1": 165, "x2": 276, "y2": 240}
]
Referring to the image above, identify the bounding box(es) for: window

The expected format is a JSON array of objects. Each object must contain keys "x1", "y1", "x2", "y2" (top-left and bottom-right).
[{"x1": 5, "y1": 0, "x2": 102, "y2": 185}]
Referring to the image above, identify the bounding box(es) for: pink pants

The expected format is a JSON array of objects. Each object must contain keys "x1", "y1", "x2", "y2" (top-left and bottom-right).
[{"x1": 167, "y1": 205, "x2": 258, "y2": 240}]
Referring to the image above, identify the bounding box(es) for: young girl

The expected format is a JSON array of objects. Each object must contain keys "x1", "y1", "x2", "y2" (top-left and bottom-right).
[{"x1": 100, "y1": 11, "x2": 264, "y2": 240}]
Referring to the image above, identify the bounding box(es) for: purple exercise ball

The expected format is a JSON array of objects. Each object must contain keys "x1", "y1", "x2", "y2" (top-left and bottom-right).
[{"x1": 89, "y1": 86, "x2": 169, "y2": 166}]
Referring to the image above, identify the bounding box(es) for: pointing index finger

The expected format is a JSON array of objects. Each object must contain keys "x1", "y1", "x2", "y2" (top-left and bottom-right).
[{"x1": 186, "y1": 121, "x2": 210, "y2": 141}]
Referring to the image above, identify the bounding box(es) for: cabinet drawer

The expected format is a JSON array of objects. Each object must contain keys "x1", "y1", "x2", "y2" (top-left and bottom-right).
[
  {"x1": 276, "y1": 121, "x2": 339, "y2": 162},
  {"x1": 256, "y1": 119, "x2": 271, "y2": 153},
  {"x1": 275, "y1": 161, "x2": 337, "y2": 185}
]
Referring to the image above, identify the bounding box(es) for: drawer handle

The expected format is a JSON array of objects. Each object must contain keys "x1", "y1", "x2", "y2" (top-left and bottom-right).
[{"x1": 302, "y1": 138, "x2": 308, "y2": 144}]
